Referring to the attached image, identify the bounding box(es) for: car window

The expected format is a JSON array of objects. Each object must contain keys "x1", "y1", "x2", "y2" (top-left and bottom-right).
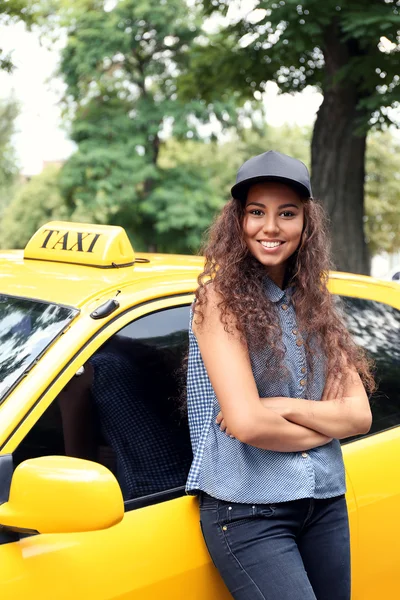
[
  {"x1": 13, "y1": 303, "x2": 192, "y2": 508},
  {"x1": 0, "y1": 295, "x2": 78, "y2": 403},
  {"x1": 339, "y1": 296, "x2": 400, "y2": 439}
]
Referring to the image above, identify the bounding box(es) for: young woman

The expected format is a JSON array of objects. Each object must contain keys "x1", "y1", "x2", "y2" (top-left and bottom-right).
[{"x1": 185, "y1": 151, "x2": 374, "y2": 600}]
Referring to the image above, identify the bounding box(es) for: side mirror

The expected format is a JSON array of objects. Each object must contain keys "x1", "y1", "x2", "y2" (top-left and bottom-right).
[{"x1": 0, "y1": 456, "x2": 124, "y2": 535}]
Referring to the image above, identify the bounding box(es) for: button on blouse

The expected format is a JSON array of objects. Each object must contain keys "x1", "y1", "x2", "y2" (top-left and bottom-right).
[{"x1": 186, "y1": 276, "x2": 346, "y2": 504}]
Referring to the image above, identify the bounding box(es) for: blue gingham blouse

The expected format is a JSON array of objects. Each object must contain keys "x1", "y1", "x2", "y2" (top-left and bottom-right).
[{"x1": 186, "y1": 276, "x2": 346, "y2": 504}]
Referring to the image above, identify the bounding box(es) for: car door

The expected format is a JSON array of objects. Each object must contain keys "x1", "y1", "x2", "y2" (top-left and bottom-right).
[
  {"x1": 0, "y1": 296, "x2": 231, "y2": 600},
  {"x1": 339, "y1": 295, "x2": 400, "y2": 600}
]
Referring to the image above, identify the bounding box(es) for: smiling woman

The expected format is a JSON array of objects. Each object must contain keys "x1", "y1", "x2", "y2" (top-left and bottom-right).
[
  {"x1": 185, "y1": 150, "x2": 374, "y2": 600},
  {"x1": 242, "y1": 183, "x2": 304, "y2": 287}
]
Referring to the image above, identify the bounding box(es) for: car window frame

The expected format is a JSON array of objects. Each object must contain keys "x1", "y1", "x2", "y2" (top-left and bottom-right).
[
  {"x1": 0, "y1": 294, "x2": 194, "y2": 453},
  {"x1": 1, "y1": 293, "x2": 194, "y2": 511}
]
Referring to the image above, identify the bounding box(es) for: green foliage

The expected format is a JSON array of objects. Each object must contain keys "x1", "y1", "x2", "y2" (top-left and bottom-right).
[
  {"x1": 141, "y1": 164, "x2": 224, "y2": 253},
  {"x1": 218, "y1": 124, "x2": 310, "y2": 195},
  {"x1": 153, "y1": 124, "x2": 311, "y2": 252},
  {"x1": 181, "y1": 0, "x2": 400, "y2": 273},
  {"x1": 59, "y1": 94, "x2": 152, "y2": 233},
  {"x1": 0, "y1": 165, "x2": 71, "y2": 249},
  {"x1": 0, "y1": 0, "x2": 38, "y2": 71},
  {"x1": 365, "y1": 131, "x2": 400, "y2": 256},
  {"x1": 59, "y1": 0, "x2": 239, "y2": 139},
  {"x1": 184, "y1": 0, "x2": 400, "y2": 127},
  {"x1": 0, "y1": 96, "x2": 19, "y2": 213},
  {"x1": 160, "y1": 124, "x2": 400, "y2": 258},
  {"x1": 58, "y1": 0, "x2": 244, "y2": 251}
]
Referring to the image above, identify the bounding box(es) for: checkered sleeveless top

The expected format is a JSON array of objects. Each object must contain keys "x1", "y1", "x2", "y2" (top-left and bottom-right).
[{"x1": 186, "y1": 277, "x2": 346, "y2": 504}]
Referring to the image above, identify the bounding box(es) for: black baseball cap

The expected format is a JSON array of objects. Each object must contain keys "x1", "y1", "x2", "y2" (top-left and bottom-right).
[{"x1": 231, "y1": 150, "x2": 312, "y2": 201}]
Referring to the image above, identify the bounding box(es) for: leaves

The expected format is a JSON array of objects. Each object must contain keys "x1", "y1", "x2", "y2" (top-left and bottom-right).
[
  {"x1": 57, "y1": 0, "x2": 240, "y2": 251},
  {"x1": 0, "y1": 165, "x2": 71, "y2": 249},
  {"x1": 0, "y1": 97, "x2": 19, "y2": 189},
  {"x1": 0, "y1": 96, "x2": 19, "y2": 216},
  {"x1": 365, "y1": 130, "x2": 400, "y2": 256},
  {"x1": 0, "y1": 0, "x2": 39, "y2": 71},
  {"x1": 184, "y1": 0, "x2": 400, "y2": 127}
]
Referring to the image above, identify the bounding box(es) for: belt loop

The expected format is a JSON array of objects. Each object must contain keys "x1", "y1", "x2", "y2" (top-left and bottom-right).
[{"x1": 304, "y1": 498, "x2": 314, "y2": 525}]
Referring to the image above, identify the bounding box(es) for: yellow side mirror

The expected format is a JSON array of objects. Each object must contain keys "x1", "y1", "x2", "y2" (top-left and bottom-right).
[{"x1": 0, "y1": 456, "x2": 124, "y2": 534}]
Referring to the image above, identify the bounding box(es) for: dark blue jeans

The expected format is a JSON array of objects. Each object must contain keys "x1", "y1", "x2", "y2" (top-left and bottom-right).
[{"x1": 199, "y1": 493, "x2": 350, "y2": 600}]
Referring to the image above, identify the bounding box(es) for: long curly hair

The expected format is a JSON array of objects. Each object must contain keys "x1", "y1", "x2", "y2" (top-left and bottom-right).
[{"x1": 194, "y1": 197, "x2": 375, "y2": 395}]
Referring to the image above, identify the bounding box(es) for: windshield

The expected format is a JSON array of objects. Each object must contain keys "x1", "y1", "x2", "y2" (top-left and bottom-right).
[{"x1": 0, "y1": 295, "x2": 79, "y2": 403}]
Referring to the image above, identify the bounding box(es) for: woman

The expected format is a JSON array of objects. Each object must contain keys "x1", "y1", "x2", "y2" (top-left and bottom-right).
[{"x1": 186, "y1": 150, "x2": 374, "y2": 600}]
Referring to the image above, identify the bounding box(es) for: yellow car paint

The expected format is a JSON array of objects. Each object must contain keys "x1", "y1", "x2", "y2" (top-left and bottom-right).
[
  {"x1": 0, "y1": 221, "x2": 399, "y2": 599},
  {"x1": 0, "y1": 456, "x2": 124, "y2": 534},
  {"x1": 24, "y1": 221, "x2": 135, "y2": 268}
]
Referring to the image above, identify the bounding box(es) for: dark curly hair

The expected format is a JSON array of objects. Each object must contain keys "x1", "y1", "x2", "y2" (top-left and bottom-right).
[{"x1": 194, "y1": 197, "x2": 375, "y2": 395}]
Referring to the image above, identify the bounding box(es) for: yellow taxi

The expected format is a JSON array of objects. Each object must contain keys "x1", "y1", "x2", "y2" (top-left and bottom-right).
[{"x1": 0, "y1": 221, "x2": 399, "y2": 600}]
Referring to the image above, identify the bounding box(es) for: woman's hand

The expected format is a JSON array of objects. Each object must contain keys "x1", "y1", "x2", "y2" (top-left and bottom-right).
[
  {"x1": 216, "y1": 411, "x2": 235, "y2": 437},
  {"x1": 321, "y1": 352, "x2": 349, "y2": 402},
  {"x1": 321, "y1": 372, "x2": 344, "y2": 402},
  {"x1": 264, "y1": 369, "x2": 372, "y2": 439}
]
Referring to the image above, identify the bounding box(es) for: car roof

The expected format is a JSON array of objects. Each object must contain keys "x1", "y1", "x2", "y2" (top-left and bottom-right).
[
  {"x1": 1, "y1": 249, "x2": 399, "y2": 308},
  {"x1": 0, "y1": 250, "x2": 205, "y2": 308}
]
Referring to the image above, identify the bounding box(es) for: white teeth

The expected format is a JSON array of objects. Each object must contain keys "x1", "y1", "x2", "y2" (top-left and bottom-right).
[{"x1": 261, "y1": 241, "x2": 281, "y2": 248}]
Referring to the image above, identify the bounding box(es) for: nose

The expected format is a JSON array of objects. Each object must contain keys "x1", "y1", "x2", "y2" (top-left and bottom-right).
[{"x1": 262, "y1": 214, "x2": 280, "y2": 235}]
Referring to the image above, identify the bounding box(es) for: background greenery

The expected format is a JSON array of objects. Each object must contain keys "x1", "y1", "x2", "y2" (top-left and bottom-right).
[{"x1": 1, "y1": 0, "x2": 400, "y2": 270}]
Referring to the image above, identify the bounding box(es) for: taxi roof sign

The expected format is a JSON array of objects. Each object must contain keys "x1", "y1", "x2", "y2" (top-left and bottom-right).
[{"x1": 24, "y1": 221, "x2": 135, "y2": 268}]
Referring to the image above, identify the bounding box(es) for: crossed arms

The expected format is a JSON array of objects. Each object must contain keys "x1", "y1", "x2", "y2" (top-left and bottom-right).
[{"x1": 193, "y1": 288, "x2": 372, "y2": 453}]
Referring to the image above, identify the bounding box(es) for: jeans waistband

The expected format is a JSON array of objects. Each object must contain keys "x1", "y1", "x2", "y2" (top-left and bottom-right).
[{"x1": 198, "y1": 491, "x2": 220, "y2": 510}]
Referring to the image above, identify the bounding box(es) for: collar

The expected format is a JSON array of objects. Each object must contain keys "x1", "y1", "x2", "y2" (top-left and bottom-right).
[{"x1": 263, "y1": 276, "x2": 294, "y2": 304}]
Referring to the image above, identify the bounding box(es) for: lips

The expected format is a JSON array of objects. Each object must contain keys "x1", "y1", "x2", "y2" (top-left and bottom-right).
[{"x1": 259, "y1": 240, "x2": 285, "y2": 249}]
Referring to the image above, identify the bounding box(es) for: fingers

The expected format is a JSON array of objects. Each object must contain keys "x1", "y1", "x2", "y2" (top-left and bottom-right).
[
  {"x1": 216, "y1": 412, "x2": 234, "y2": 438},
  {"x1": 322, "y1": 373, "x2": 335, "y2": 401},
  {"x1": 330, "y1": 377, "x2": 343, "y2": 400},
  {"x1": 219, "y1": 418, "x2": 233, "y2": 436},
  {"x1": 322, "y1": 372, "x2": 344, "y2": 401},
  {"x1": 216, "y1": 412, "x2": 227, "y2": 431}
]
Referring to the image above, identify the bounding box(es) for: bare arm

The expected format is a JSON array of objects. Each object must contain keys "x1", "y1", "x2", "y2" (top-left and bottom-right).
[
  {"x1": 261, "y1": 370, "x2": 372, "y2": 439},
  {"x1": 193, "y1": 287, "x2": 331, "y2": 452}
]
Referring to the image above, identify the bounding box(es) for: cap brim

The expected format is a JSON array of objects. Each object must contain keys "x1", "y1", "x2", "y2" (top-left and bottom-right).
[{"x1": 231, "y1": 176, "x2": 311, "y2": 201}]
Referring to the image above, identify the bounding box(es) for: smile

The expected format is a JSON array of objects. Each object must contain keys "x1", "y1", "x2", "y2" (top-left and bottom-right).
[{"x1": 259, "y1": 241, "x2": 285, "y2": 249}]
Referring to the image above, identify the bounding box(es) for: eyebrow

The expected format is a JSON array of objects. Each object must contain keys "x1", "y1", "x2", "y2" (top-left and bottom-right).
[{"x1": 246, "y1": 202, "x2": 301, "y2": 209}]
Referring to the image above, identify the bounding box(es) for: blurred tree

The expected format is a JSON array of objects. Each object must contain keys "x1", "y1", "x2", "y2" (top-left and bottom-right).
[
  {"x1": 157, "y1": 123, "x2": 311, "y2": 251},
  {"x1": 0, "y1": 165, "x2": 70, "y2": 249},
  {"x1": 163, "y1": 123, "x2": 310, "y2": 199},
  {"x1": 365, "y1": 130, "x2": 400, "y2": 257},
  {"x1": 181, "y1": 0, "x2": 400, "y2": 273},
  {"x1": 162, "y1": 124, "x2": 400, "y2": 257},
  {"x1": 0, "y1": 96, "x2": 19, "y2": 213},
  {"x1": 57, "y1": 0, "x2": 243, "y2": 252},
  {"x1": 0, "y1": 0, "x2": 37, "y2": 71}
]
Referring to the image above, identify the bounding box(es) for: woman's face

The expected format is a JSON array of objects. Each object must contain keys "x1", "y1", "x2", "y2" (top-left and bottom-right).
[{"x1": 243, "y1": 182, "x2": 305, "y2": 286}]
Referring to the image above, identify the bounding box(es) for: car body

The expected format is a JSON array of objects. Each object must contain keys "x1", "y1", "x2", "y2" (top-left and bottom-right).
[{"x1": 0, "y1": 221, "x2": 399, "y2": 600}]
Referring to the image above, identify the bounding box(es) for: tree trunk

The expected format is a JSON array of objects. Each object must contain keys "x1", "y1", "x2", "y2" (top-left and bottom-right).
[{"x1": 311, "y1": 24, "x2": 370, "y2": 275}]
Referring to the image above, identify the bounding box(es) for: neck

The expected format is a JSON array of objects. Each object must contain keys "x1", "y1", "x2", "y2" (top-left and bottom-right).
[{"x1": 265, "y1": 266, "x2": 286, "y2": 289}]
